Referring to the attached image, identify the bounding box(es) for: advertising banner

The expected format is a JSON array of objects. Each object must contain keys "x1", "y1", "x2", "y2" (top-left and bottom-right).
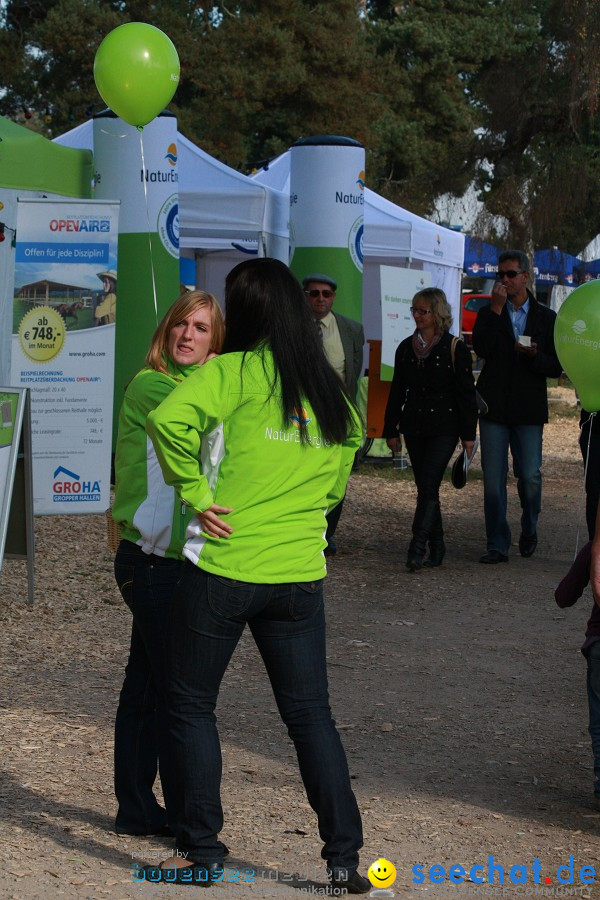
[
  {"x1": 10, "y1": 198, "x2": 119, "y2": 514},
  {"x1": 289, "y1": 138, "x2": 365, "y2": 323},
  {"x1": 94, "y1": 112, "x2": 180, "y2": 441},
  {"x1": 380, "y1": 266, "x2": 430, "y2": 381}
]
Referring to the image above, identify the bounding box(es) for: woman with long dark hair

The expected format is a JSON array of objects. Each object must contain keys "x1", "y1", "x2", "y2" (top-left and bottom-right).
[
  {"x1": 144, "y1": 258, "x2": 369, "y2": 892},
  {"x1": 111, "y1": 290, "x2": 224, "y2": 836}
]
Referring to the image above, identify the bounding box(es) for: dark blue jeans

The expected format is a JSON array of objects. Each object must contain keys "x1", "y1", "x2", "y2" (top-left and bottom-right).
[
  {"x1": 325, "y1": 495, "x2": 345, "y2": 549},
  {"x1": 114, "y1": 540, "x2": 183, "y2": 832},
  {"x1": 479, "y1": 420, "x2": 543, "y2": 555},
  {"x1": 587, "y1": 642, "x2": 600, "y2": 797},
  {"x1": 167, "y1": 562, "x2": 364, "y2": 870}
]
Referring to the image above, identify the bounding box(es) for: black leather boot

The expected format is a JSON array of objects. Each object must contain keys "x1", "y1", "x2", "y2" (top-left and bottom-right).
[
  {"x1": 423, "y1": 503, "x2": 445, "y2": 567},
  {"x1": 406, "y1": 500, "x2": 438, "y2": 571}
]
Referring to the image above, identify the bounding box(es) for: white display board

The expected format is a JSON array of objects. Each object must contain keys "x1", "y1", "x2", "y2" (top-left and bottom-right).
[
  {"x1": 380, "y1": 266, "x2": 431, "y2": 381},
  {"x1": 10, "y1": 199, "x2": 119, "y2": 514}
]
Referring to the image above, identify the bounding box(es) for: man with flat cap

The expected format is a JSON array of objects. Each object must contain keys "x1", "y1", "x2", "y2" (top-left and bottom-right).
[
  {"x1": 303, "y1": 273, "x2": 365, "y2": 555},
  {"x1": 303, "y1": 274, "x2": 365, "y2": 402}
]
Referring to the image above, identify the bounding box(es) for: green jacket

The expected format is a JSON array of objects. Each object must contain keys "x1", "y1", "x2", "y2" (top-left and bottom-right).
[
  {"x1": 112, "y1": 358, "x2": 222, "y2": 559},
  {"x1": 147, "y1": 349, "x2": 361, "y2": 582}
]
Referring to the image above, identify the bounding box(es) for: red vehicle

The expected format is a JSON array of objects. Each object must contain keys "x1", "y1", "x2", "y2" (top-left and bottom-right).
[{"x1": 461, "y1": 293, "x2": 491, "y2": 344}]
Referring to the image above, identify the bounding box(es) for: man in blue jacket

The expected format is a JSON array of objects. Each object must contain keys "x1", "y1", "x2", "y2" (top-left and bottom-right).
[{"x1": 473, "y1": 250, "x2": 562, "y2": 564}]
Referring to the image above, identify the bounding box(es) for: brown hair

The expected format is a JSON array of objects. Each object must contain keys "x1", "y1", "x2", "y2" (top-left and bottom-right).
[
  {"x1": 145, "y1": 291, "x2": 225, "y2": 375},
  {"x1": 413, "y1": 287, "x2": 453, "y2": 333}
]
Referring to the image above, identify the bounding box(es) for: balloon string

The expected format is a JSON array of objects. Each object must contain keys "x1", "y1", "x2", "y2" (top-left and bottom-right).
[
  {"x1": 577, "y1": 410, "x2": 595, "y2": 559},
  {"x1": 139, "y1": 129, "x2": 159, "y2": 327}
]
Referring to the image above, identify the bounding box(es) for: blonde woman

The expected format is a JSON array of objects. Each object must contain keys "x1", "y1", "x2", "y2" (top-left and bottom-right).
[
  {"x1": 111, "y1": 290, "x2": 224, "y2": 836},
  {"x1": 383, "y1": 288, "x2": 477, "y2": 571}
]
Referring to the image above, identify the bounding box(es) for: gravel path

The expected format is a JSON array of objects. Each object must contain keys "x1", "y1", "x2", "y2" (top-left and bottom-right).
[{"x1": 1, "y1": 404, "x2": 599, "y2": 899}]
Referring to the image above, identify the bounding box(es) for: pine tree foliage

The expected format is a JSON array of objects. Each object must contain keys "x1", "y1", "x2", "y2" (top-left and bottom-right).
[
  {"x1": 173, "y1": 0, "x2": 388, "y2": 170},
  {"x1": 466, "y1": 0, "x2": 600, "y2": 252},
  {"x1": 365, "y1": 0, "x2": 503, "y2": 214},
  {"x1": 1, "y1": 0, "x2": 600, "y2": 252}
]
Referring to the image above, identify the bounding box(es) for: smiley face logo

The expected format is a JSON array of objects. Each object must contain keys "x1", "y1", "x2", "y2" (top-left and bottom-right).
[{"x1": 368, "y1": 858, "x2": 397, "y2": 888}]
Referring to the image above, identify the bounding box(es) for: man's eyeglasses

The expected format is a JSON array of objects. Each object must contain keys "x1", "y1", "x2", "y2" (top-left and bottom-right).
[
  {"x1": 305, "y1": 289, "x2": 335, "y2": 299},
  {"x1": 496, "y1": 270, "x2": 525, "y2": 280},
  {"x1": 411, "y1": 307, "x2": 432, "y2": 316}
]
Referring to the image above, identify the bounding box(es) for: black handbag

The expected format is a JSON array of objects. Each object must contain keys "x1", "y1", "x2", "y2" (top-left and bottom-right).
[
  {"x1": 451, "y1": 451, "x2": 468, "y2": 489},
  {"x1": 451, "y1": 436, "x2": 479, "y2": 489}
]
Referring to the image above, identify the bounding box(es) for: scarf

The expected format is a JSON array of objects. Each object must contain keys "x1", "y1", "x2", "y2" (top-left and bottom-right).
[{"x1": 411, "y1": 328, "x2": 442, "y2": 363}]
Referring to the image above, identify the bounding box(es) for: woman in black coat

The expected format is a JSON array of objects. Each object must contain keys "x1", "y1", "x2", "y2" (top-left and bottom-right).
[{"x1": 383, "y1": 288, "x2": 478, "y2": 571}]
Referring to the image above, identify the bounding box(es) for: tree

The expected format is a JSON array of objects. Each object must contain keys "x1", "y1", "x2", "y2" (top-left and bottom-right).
[
  {"x1": 172, "y1": 0, "x2": 388, "y2": 171},
  {"x1": 2, "y1": 0, "x2": 600, "y2": 255},
  {"x1": 468, "y1": 0, "x2": 600, "y2": 254},
  {"x1": 0, "y1": 0, "x2": 123, "y2": 132},
  {"x1": 363, "y1": 0, "x2": 506, "y2": 213},
  {"x1": 0, "y1": 0, "x2": 206, "y2": 134},
  {"x1": 0, "y1": 0, "x2": 386, "y2": 178}
]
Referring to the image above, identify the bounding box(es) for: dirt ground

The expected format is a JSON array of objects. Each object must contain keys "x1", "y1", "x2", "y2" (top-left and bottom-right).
[{"x1": 2, "y1": 397, "x2": 599, "y2": 900}]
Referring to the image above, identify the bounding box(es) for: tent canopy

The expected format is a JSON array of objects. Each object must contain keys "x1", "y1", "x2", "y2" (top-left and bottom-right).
[
  {"x1": 53, "y1": 125, "x2": 465, "y2": 337},
  {"x1": 0, "y1": 116, "x2": 92, "y2": 197},
  {"x1": 253, "y1": 151, "x2": 464, "y2": 268},
  {"x1": 464, "y1": 236, "x2": 500, "y2": 278},
  {"x1": 584, "y1": 259, "x2": 600, "y2": 279},
  {"x1": 465, "y1": 236, "x2": 584, "y2": 286},
  {"x1": 252, "y1": 151, "x2": 465, "y2": 341},
  {"x1": 54, "y1": 121, "x2": 288, "y2": 258},
  {"x1": 534, "y1": 248, "x2": 582, "y2": 286},
  {"x1": 178, "y1": 134, "x2": 287, "y2": 252}
]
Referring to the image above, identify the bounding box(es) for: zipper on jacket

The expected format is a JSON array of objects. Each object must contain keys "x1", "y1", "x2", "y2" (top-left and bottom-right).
[{"x1": 180, "y1": 503, "x2": 186, "y2": 541}]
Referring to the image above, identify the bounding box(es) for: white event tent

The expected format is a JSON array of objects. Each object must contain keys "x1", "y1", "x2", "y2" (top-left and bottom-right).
[
  {"x1": 55, "y1": 124, "x2": 465, "y2": 337},
  {"x1": 54, "y1": 121, "x2": 289, "y2": 296},
  {"x1": 252, "y1": 151, "x2": 465, "y2": 341},
  {"x1": 581, "y1": 232, "x2": 600, "y2": 264}
]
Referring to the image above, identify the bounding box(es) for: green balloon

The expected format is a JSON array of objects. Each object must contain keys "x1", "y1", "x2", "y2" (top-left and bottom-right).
[
  {"x1": 94, "y1": 23, "x2": 180, "y2": 128},
  {"x1": 554, "y1": 280, "x2": 600, "y2": 412}
]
